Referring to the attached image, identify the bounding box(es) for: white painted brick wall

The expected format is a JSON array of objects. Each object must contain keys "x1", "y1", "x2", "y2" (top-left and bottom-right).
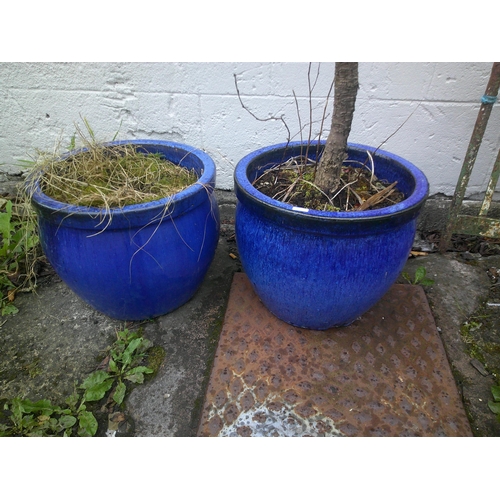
[{"x1": 1, "y1": 62, "x2": 499, "y2": 196}]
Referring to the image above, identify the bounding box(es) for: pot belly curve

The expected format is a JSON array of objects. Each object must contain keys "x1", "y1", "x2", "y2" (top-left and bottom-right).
[
  {"x1": 38, "y1": 197, "x2": 219, "y2": 320},
  {"x1": 234, "y1": 141, "x2": 429, "y2": 330},
  {"x1": 236, "y1": 202, "x2": 417, "y2": 329}
]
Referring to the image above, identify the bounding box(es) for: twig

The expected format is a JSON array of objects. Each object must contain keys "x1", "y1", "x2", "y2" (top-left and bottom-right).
[
  {"x1": 356, "y1": 181, "x2": 398, "y2": 211},
  {"x1": 293, "y1": 90, "x2": 303, "y2": 148},
  {"x1": 367, "y1": 103, "x2": 421, "y2": 163},
  {"x1": 234, "y1": 73, "x2": 291, "y2": 143},
  {"x1": 304, "y1": 63, "x2": 315, "y2": 161}
]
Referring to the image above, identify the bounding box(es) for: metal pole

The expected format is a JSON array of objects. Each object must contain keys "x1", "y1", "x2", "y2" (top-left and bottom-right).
[{"x1": 439, "y1": 62, "x2": 500, "y2": 253}]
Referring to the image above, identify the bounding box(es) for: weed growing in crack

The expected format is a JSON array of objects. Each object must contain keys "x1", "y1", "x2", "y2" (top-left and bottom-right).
[
  {"x1": 402, "y1": 266, "x2": 435, "y2": 286},
  {"x1": 0, "y1": 328, "x2": 156, "y2": 436}
]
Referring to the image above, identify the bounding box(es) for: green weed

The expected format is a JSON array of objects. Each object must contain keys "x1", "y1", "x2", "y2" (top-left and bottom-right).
[
  {"x1": 488, "y1": 384, "x2": 500, "y2": 422},
  {"x1": 0, "y1": 328, "x2": 154, "y2": 437},
  {"x1": 83, "y1": 328, "x2": 154, "y2": 406},
  {"x1": 0, "y1": 199, "x2": 39, "y2": 317},
  {"x1": 402, "y1": 266, "x2": 435, "y2": 286}
]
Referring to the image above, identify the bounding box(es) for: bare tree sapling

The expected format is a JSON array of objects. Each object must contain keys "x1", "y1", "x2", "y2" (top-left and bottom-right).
[{"x1": 315, "y1": 62, "x2": 359, "y2": 195}]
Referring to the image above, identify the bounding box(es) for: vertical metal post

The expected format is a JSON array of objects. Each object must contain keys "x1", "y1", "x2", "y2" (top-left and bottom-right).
[
  {"x1": 479, "y1": 147, "x2": 500, "y2": 216},
  {"x1": 439, "y1": 62, "x2": 500, "y2": 252}
]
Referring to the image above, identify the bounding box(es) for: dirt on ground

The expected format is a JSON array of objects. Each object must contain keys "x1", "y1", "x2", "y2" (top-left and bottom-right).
[{"x1": 408, "y1": 231, "x2": 500, "y2": 436}]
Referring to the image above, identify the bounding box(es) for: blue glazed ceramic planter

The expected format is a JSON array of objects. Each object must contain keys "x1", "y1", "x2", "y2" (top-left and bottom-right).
[
  {"x1": 30, "y1": 140, "x2": 220, "y2": 321},
  {"x1": 234, "y1": 141, "x2": 429, "y2": 330}
]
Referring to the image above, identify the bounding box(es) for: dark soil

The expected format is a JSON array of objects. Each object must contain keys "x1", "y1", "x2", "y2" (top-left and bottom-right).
[{"x1": 253, "y1": 160, "x2": 404, "y2": 212}]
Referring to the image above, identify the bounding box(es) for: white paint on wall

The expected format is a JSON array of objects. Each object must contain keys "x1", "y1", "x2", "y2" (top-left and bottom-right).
[{"x1": 1, "y1": 62, "x2": 499, "y2": 196}]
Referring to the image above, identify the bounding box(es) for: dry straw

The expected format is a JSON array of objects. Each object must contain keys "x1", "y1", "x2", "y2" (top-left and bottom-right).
[
  {"x1": 19, "y1": 121, "x2": 201, "y2": 287},
  {"x1": 26, "y1": 120, "x2": 197, "y2": 211},
  {"x1": 39, "y1": 143, "x2": 197, "y2": 209}
]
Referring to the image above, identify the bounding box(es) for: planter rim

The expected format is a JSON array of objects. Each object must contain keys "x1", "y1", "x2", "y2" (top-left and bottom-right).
[
  {"x1": 234, "y1": 141, "x2": 429, "y2": 221},
  {"x1": 30, "y1": 139, "x2": 215, "y2": 217}
]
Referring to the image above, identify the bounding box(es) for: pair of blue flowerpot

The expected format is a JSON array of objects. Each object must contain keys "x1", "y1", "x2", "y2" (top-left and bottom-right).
[{"x1": 31, "y1": 140, "x2": 428, "y2": 328}]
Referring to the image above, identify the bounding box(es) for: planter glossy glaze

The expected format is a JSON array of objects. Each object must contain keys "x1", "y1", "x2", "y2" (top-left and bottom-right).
[
  {"x1": 31, "y1": 140, "x2": 220, "y2": 321},
  {"x1": 234, "y1": 141, "x2": 429, "y2": 330}
]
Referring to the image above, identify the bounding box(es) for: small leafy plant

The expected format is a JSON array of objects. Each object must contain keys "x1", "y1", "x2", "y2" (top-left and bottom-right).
[
  {"x1": 1, "y1": 397, "x2": 79, "y2": 437},
  {"x1": 81, "y1": 328, "x2": 154, "y2": 406},
  {"x1": 488, "y1": 384, "x2": 500, "y2": 422},
  {"x1": 0, "y1": 328, "x2": 155, "y2": 436},
  {"x1": 0, "y1": 199, "x2": 39, "y2": 316},
  {"x1": 402, "y1": 266, "x2": 435, "y2": 286}
]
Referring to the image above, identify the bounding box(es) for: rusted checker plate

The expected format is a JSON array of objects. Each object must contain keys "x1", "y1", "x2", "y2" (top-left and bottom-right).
[{"x1": 198, "y1": 273, "x2": 472, "y2": 437}]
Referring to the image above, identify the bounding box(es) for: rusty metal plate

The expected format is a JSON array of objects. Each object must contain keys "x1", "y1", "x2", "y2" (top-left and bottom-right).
[{"x1": 198, "y1": 273, "x2": 472, "y2": 437}]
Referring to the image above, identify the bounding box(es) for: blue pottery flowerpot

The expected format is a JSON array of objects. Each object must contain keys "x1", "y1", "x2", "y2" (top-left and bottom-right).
[
  {"x1": 30, "y1": 140, "x2": 220, "y2": 321},
  {"x1": 234, "y1": 141, "x2": 429, "y2": 330}
]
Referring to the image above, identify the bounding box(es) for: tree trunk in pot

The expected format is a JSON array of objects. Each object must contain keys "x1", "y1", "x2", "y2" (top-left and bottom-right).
[{"x1": 315, "y1": 62, "x2": 359, "y2": 195}]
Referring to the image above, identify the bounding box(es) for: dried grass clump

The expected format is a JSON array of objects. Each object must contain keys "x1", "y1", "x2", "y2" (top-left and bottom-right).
[{"x1": 37, "y1": 143, "x2": 198, "y2": 209}]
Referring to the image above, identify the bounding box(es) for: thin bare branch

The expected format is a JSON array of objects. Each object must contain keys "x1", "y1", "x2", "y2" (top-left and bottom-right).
[
  {"x1": 369, "y1": 103, "x2": 421, "y2": 160},
  {"x1": 293, "y1": 90, "x2": 303, "y2": 146},
  {"x1": 234, "y1": 73, "x2": 291, "y2": 143}
]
